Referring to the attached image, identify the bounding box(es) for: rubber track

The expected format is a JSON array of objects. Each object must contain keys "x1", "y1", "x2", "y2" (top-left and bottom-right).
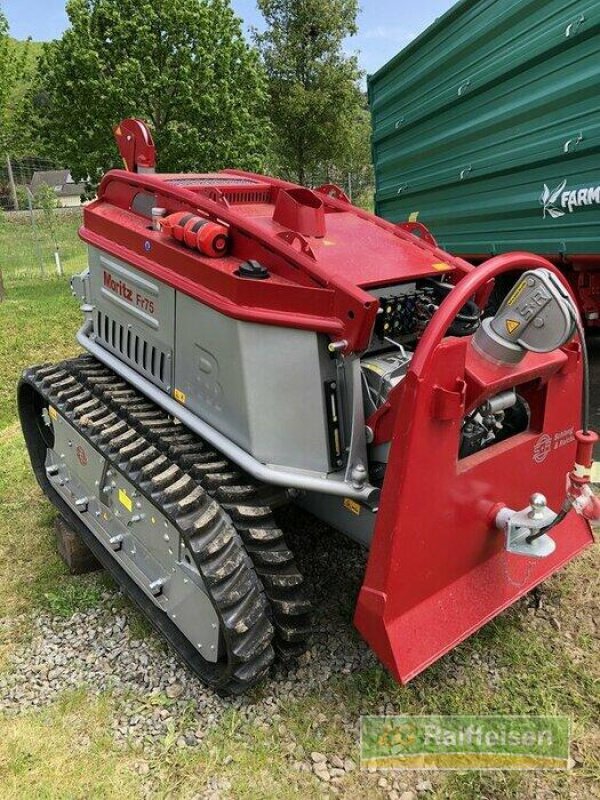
[
  {"x1": 58, "y1": 354, "x2": 311, "y2": 656},
  {"x1": 22, "y1": 359, "x2": 277, "y2": 694}
]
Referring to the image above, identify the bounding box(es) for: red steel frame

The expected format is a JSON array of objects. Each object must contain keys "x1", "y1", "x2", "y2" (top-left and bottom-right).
[
  {"x1": 355, "y1": 254, "x2": 594, "y2": 683},
  {"x1": 83, "y1": 169, "x2": 473, "y2": 354},
  {"x1": 81, "y1": 164, "x2": 595, "y2": 683}
]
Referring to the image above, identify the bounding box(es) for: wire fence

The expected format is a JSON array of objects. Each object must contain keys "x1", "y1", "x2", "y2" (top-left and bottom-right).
[
  {"x1": 2, "y1": 156, "x2": 63, "y2": 211},
  {"x1": 0, "y1": 206, "x2": 87, "y2": 290},
  {"x1": 304, "y1": 165, "x2": 374, "y2": 210},
  {"x1": 0, "y1": 156, "x2": 88, "y2": 290}
]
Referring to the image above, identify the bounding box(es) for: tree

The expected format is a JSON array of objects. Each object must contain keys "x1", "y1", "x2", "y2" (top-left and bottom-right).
[
  {"x1": 4, "y1": 38, "x2": 42, "y2": 158},
  {"x1": 34, "y1": 0, "x2": 270, "y2": 183},
  {"x1": 255, "y1": 0, "x2": 364, "y2": 185},
  {"x1": 0, "y1": 6, "x2": 38, "y2": 156},
  {"x1": 0, "y1": 9, "x2": 12, "y2": 152}
]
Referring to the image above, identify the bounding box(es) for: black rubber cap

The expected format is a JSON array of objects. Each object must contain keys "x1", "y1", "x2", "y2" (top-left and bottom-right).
[{"x1": 237, "y1": 260, "x2": 270, "y2": 280}]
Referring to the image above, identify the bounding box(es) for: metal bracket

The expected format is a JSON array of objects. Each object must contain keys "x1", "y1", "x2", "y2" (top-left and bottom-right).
[
  {"x1": 148, "y1": 578, "x2": 166, "y2": 597},
  {"x1": 344, "y1": 356, "x2": 370, "y2": 491},
  {"x1": 458, "y1": 79, "x2": 471, "y2": 96},
  {"x1": 495, "y1": 494, "x2": 557, "y2": 558},
  {"x1": 565, "y1": 15, "x2": 585, "y2": 38},
  {"x1": 75, "y1": 496, "x2": 89, "y2": 513},
  {"x1": 564, "y1": 133, "x2": 583, "y2": 153},
  {"x1": 276, "y1": 230, "x2": 316, "y2": 260},
  {"x1": 109, "y1": 534, "x2": 124, "y2": 551},
  {"x1": 315, "y1": 184, "x2": 350, "y2": 203}
]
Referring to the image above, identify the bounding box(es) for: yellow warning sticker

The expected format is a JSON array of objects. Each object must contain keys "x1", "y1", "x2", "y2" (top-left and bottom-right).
[
  {"x1": 506, "y1": 319, "x2": 520, "y2": 335},
  {"x1": 409, "y1": 211, "x2": 420, "y2": 222},
  {"x1": 507, "y1": 279, "x2": 527, "y2": 306},
  {"x1": 118, "y1": 488, "x2": 133, "y2": 513},
  {"x1": 344, "y1": 498, "x2": 361, "y2": 516},
  {"x1": 174, "y1": 388, "x2": 186, "y2": 404},
  {"x1": 48, "y1": 406, "x2": 58, "y2": 420},
  {"x1": 433, "y1": 262, "x2": 451, "y2": 272},
  {"x1": 590, "y1": 462, "x2": 600, "y2": 484}
]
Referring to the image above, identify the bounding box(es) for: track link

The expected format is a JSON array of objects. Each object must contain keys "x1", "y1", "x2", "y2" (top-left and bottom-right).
[
  {"x1": 68, "y1": 355, "x2": 312, "y2": 657},
  {"x1": 19, "y1": 359, "x2": 276, "y2": 694},
  {"x1": 20, "y1": 353, "x2": 312, "y2": 684}
]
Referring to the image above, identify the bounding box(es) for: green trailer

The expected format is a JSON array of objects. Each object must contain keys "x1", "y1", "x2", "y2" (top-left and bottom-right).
[{"x1": 369, "y1": 0, "x2": 600, "y2": 321}]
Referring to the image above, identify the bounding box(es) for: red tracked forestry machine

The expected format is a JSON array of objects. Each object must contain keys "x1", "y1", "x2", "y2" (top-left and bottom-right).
[{"x1": 18, "y1": 120, "x2": 600, "y2": 694}]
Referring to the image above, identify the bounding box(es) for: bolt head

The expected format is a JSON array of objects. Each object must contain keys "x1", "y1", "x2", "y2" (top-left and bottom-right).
[{"x1": 530, "y1": 493, "x2": 547, "y2": 511}]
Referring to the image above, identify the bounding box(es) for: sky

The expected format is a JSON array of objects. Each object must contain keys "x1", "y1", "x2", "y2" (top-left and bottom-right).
[{"x1": 2, "y1": 0, "x2": 455, "y2": 76}]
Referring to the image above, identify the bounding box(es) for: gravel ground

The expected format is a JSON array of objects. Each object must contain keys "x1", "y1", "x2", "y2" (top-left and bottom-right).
[
  {"x1": 0, "y1": 506, "x2": 595, "y2": 800},
  {"x1": 0, "y1": 508, "x2": 404, "y2": 796}
]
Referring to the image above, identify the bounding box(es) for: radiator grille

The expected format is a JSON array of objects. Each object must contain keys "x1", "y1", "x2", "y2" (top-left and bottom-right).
[
  {"x1": 227, "y1": 188, "x2": 271, "y2": 204},
  {"x1": 199, "y1": 187, "x2": 271, "y2": 205},
  {"x1": 166, "y1": 176, "x2": 259, "y2": 186},
  {"x1": 94, "y1": 310, "x2": 172, "y2": 391}
]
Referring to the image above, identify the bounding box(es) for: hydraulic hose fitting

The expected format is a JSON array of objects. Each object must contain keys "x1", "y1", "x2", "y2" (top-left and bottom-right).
[{"x1": 567, "y1": 430, "x2": 600, "y2": 522}]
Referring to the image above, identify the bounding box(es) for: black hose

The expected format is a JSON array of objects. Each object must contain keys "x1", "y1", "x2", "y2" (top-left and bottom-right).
[{"x1": 424, "y1": 279, "x2": 480, "y2": 336}]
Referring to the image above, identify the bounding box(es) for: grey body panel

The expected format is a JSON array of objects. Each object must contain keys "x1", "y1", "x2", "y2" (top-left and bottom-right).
[
  {"x1": 174, "y1": 293, "x2": 336, "y2": 473},
  {"x1": 87, "y1": 248, "x2": 175, "y2": 392},
  {"x1": 82, "y1": 248, "x2": 340, "y2": 475},
  {"x1": 296, "y1": 492, "x2": 376, "y2": 548},
  {"x1": 78, "y1": 322, "x2": 378, "y2": 502}
]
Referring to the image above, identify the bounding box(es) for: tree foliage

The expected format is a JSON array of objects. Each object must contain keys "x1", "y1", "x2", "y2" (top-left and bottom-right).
[
  {"x1": 0, "y1": 13, "x2": 34, "y2": 155},
  {"x1": 0, "y1": 10, "x2": 10, "y2": 141},
  {"x1": 34, "y1": 0, "x2": 270, "y2": 182},
  {"x1": 255, "y1": 0, "x2": 366, "y2": 185}
]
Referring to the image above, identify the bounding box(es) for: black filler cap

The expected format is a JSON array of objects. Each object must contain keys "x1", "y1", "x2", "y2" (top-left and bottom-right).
[{"x1": 236, "y1": 260, "x2": 270, "y2": 280}]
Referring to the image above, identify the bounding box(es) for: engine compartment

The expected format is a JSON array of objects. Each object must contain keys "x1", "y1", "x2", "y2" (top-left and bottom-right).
[{"x1": 360, "y1": 278, "x2": 531, "y2": 466}]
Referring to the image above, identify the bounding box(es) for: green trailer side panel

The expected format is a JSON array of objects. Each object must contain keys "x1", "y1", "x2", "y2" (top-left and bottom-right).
[{"x1": 369, "y1": 0, "x2": 600, "y2": 258}]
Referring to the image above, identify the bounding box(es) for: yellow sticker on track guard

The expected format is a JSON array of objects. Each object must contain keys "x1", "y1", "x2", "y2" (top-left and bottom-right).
[
  {"x1": 48, "y1": 406, "x2": 58, "y2": 420},
  {"x1": 344, "y1": 498, "x2": 361, "y2": 516},
  {"x1": 174, "y1": 388, "x2": 186, "y2": 404},
  {"x1": 506, "y1": 319, "x2": 520, "y2": 335},
  {"x1": 118, "y1": 488, "x2": 133, "y2": 513},
  {"x1": 433, "y1": 262, "x2": 451, "y2": 272}
]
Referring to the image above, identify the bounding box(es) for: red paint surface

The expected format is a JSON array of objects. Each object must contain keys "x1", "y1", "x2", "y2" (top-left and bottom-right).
[
  {"x1": 82, "y1": 163, "x2": 593, "y2": 684},
  {"x1": 355, "y1": 256, "x2": 594, "y2": 683},
  {"x1": 83, "y1": 169, "x2": 472, "y2": 352}
]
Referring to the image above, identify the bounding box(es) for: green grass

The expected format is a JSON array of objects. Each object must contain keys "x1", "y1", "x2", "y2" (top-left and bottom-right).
[
  {"x1": 42, "y1": 579, "x2": 108, "y2": 618},
  {"x1": 0, "y1": 690, "x2": 142, "y2": 799},
  {"x1": 0, "y1": 209, "x2": 87, "y2": 287},
  {"x1": 0, "y1": 219, "x2": 598, "y2": 798},
  {"x1": 0, "y1": 282, "x2": 81, "y2": 429}
]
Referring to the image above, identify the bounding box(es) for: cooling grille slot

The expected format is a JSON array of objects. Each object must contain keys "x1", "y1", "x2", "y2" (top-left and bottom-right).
[
  {"x1": 222, "y1": 189, "x2": 272, "y2": 204},
  {"x1": 166, "y1": 177, "x2": 260, "y2": 186},
  {"x1": 94, "y1": 309, "x2": 171, "y2": 391}
]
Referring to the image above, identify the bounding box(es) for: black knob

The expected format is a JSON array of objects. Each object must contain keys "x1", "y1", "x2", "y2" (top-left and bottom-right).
[{"x1": 237, "y1": 260, "x2": 270, "y2": 280}]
